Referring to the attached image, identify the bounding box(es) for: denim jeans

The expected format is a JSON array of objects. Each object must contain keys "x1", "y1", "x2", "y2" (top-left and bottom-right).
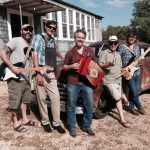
[
  {"x1": 126, "y1": 75, "x2": 142, "y2": 109},
  {"x1": 67, "y1": 83, "x2": 93, "y2": 131}
]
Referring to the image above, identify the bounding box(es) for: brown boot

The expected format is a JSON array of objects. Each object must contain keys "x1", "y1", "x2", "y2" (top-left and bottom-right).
[
  {"x1": 129, "y1": 108, "x2": 139, "y2": 116},
  {"x1": 138, "y1": 107, "x2": 146, "y2": 115}
]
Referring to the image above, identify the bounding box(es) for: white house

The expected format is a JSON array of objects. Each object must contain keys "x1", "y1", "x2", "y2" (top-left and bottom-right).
[
  {"x1": 0, "y1": 0, "x2": 103, "y2": 55},
  {"x1": 44, "y1": 0, "x2": 103, "y2": 54}
]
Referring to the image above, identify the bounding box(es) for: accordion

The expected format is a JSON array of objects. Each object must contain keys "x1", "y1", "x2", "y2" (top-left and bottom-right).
[{"x1": 76, "y1": 57, "x2": 105, "y2": 87}]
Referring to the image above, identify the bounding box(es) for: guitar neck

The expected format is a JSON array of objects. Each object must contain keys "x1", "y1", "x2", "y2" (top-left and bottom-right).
[
  {"x1": 131, "y1": 47, "x2": 150, "y2": 67},
  {"x1": 19, "y1": 67, "x2": 37, "y2": 72},
  {"x1": 19, "y1": 66, "x2": 53, "y2": 73}
]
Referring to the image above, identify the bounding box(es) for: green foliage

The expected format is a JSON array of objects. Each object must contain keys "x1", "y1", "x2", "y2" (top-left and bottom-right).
[
  {"x1": 131, "y1": 0, "x2": 150, "y2": 43},
  {"x1": 103, "y1": 0, "x2": 150, "y2": 43},
  {"x1": 102, "y1": 26, "x2": 129, "y2": 40}
]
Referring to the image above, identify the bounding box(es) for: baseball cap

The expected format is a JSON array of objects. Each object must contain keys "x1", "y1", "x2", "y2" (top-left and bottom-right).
[
  {"x1": 108, "y1": 35, "x2": 118, "y2": 42},
  {"x1": 21, "y1": 24, "x2": 33, "y2": 30}
]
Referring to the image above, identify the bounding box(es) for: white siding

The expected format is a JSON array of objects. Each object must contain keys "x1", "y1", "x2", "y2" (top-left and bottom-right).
[{"x1": 47, "y1": 5, "x2": 103, "y2": 54}]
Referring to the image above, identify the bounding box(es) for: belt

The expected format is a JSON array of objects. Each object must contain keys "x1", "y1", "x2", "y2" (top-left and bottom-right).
[{"x1": 39, "y1": 65, "x2": 54, "y2": 73}]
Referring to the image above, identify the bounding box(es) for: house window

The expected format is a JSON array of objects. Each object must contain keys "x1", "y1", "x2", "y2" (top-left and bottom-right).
[
  {"x1": 91, "y1": 18, "x2": 95, "y2": 40},
  {"x1": 87, "y1": 16, "x2": 91, "y2": 40},
  {"x1": 76, "y1": 12, "x2": 80, "y2": 29},
  {"x1": 62, "y1": 24, "x2": 67, "y2": 38},
  {"x1": 69, "y1": 25, "x2": 74, "y2": 38},
  {"x1": 95, "y1": 19, "x2": 100, "y2": 28},
  {"x1": 69, "y1": 10, "x2": 74, "y2": 38},
  {"x1": 52, "y1": 12, "x2": 57, "y2": 21},
  {"x1": 62, "y1": 10, "x2": 68, "y2": 38},
  {"x1": 81, "y1": 14, "x2": 85, "y2": 29}
]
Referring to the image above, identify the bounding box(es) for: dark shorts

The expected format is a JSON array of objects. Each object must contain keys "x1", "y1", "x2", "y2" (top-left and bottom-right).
[{"x1": 7, "y1": 79, "x2": 32, "y2": 110}]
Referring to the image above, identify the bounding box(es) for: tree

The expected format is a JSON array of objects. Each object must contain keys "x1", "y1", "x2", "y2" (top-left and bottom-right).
[
  {"x1": 131, "y1": 0, "x2": 150, "y2": 43},
  {"x1": 102, "y1": 26, "x2": 129, "y2": 40}
]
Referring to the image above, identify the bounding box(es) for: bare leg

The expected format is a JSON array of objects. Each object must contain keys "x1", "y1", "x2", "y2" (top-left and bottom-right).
[
  {"x1": 122, "y1": 93, "x2": 129, "y2": 106},
  {"x1": 11, "y1": 111, "x2": 20, "y2": 128},
  {"x1": 116, "y1": 99, "x2": 126, "y2": 123},
  {"x1": 21, "y1": 103, "x2": 28, "y2": 124}
]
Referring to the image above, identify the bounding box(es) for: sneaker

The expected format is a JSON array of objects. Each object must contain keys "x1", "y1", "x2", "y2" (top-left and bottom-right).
[
  {"x1": 53, "y1": 125, "x2": 66, "y2": 134},
  {"x1": 129, "y1": 108, "x2": 139, "y2": 116},
  {"x1": 42, "y1": 124, "x2": 52, "y2": 133},
  {"x1": 83, "y1": 129, "x2": 95, "y2": 136},
  {"x1": 138, "y1": 107, "x2": 146, "y2": 115},
  {"x1": 69, "y1": 130, "x2": 77, "y2": 138}
]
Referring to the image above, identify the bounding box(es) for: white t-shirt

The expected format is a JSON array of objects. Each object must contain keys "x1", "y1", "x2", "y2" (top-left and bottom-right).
[{"x1": 6, "y1": 37, "x2": 31, "y2": 79}]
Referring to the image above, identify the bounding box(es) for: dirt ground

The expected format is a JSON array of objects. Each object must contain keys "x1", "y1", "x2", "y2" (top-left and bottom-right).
[{"x1": 0, "y1": 81, "x2": 150, "y2": 150}]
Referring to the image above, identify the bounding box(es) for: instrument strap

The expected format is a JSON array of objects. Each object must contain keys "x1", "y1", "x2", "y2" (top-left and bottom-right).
[
  {"x1": 23, "y1": 46, "x2": 31, "y2": 65},
  {"x1": 122, "y1": 44, "x2": 135, "y2": 55}
]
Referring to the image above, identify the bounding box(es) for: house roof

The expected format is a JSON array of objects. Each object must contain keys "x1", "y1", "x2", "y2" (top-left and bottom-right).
[
  {"x1": 0, "y1": 0, "x2": 65, "y2": 15},
  {"x1": 51, "y1": 0, "x2": 104, "y2": 19}
]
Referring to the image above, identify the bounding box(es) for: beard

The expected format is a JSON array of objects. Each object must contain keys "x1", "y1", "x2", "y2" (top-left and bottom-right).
[{"x1": 22, "y1": 34, "x2": 32, "y2": 42}]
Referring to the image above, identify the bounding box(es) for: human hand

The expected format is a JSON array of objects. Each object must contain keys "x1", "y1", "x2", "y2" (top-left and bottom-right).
[
  {"x1": 105, "y1": 61, "x2": 114, "y2": 68},
  {"x1": 36, "y1": 73, "x2": 44, "y2": 86},
  {"x1": 11, "y1": 66, "x2": 22, "y2": 75},
  {"x1": 72, "y1": 63, "x2": 80, "y2": 69}
]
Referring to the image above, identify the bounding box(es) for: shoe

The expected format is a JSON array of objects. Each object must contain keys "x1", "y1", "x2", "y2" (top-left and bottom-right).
[
  {"x1": 23, "y1": 120, "x2": 36, "y2": 126},
  {"x1": 14, "y1": 124, "x2": 27, "y2": 132},
  {"x1": 69, "y1": 130, "x2": 77, "y2": 138},
  {"x1": 42, "y1": 124, "x2": 52, "y2": 133},
  {"x1": 138, "y1": 107, "x2": 146, "y2": 115},
  {"x1": 83, "y1": 129, "x2": 95, "y2": 136},
  {"x1": 129, "y1": 108, "x2": 139, "y2": 116},
  {"x1": 123, "y1": 105, "x2": 130, "y2": 111},
  {"x1": 53, "y1": 125, "x2": 66, "y2": 134},
  {"x1": 120, "y1": 121, "x2": 131, "y2": 128}
]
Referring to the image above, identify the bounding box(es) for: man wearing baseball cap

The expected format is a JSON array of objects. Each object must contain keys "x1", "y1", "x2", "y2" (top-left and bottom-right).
[
  {"x1": 0, "y1": 23, "x2": 35, "y2": 132},
  {"x1": 99, "y1": 35, "x2": 130, "y2": 128}
]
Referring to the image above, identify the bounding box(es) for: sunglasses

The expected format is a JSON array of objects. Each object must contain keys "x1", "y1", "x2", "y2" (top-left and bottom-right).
[
  {"x1": 109, "y1": 42, "x2": 118, "y2": 46},
  {"x1": 23, "y1": 27, "x2": 33, "y2": 32},
  {"x1": 46, "y1": 25, "x2": 57, "y2": 31}
]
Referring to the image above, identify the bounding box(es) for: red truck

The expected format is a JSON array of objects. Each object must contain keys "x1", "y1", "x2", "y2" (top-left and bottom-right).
[{"x1": 52, "y1": 41, "x2": 150, "y2": 119}]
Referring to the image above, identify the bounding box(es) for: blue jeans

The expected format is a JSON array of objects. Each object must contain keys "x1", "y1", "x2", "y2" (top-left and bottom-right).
[
  {"x1": 126, "y1": 75, "x2": 142, "y2": 109},
  {"x1": 67, "y1": 83, "x2": 93, "y2": 131}
]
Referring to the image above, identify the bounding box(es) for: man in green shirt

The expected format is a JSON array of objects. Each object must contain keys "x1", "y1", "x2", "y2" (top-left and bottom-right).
[{"x1": 99, "y1": 35, "x2": 130, "y2": 128}]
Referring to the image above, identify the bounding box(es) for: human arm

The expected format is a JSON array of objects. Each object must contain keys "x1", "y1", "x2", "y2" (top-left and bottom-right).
[
  {"x1": 0, "y1": 45, "x2": 21, "y2": 74},
  {"x1": 99, "y1": 50, "x2": 114, "y2": 69},
  {"x1": 63, "y1": 63, "x2": 79, "y2": 71},
  {"x1": 31, "y1": 35, "x2": 44, "y2": 86},
  {"x1": 62, "y1": 51, "x2": 80, "y2": 71}
]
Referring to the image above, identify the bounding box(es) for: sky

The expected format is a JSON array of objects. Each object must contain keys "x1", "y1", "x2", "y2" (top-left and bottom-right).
[{"x1": 64, "y1": 0, "x2": 137, "y2": 30}]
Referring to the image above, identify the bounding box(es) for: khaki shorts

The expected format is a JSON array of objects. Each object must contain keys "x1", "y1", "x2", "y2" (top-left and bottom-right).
[
  {"x1": 104, "y1": 83, "x2": 122, "y2": 101},
  {"x1": 7, "y1": 79, "x2": 32, "y2": 110}
]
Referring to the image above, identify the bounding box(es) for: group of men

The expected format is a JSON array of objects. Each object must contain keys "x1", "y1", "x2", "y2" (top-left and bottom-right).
[{"x1": 0, "y1": 20, "x2": 146, "y2": 137}]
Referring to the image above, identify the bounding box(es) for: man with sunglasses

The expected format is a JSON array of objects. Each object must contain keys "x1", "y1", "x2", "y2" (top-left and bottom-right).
[
  {"x1": 99, "y1": 35, "x2": 130, "y2": 128},
  {"x1": 31, "y1": 20, "x2": 65, "y2": 134},
  {"x1": 0, "y1": 24, "x2": 35, "y2": 132}
]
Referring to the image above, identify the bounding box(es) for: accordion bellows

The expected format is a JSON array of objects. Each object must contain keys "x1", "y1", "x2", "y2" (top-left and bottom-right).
[{"x1": 76, "y1": 57, "x2": 105, "y2": 87}]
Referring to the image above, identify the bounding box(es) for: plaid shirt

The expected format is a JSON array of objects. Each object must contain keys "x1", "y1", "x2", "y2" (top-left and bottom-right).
[
  {"x1": 31, "y1": 34, "x2": 56, "y2": 66},
  {"x1": 118, "y1": 43, "x2": 141, "y2": 76},
  {"x1": 63, "y1": 46, "x2": 96, "y2": 85}
]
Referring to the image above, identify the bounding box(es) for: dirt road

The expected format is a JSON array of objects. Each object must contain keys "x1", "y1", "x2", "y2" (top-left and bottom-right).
[{"x1": 0, "y1": 81, "x2": 150, "y2": 150}]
